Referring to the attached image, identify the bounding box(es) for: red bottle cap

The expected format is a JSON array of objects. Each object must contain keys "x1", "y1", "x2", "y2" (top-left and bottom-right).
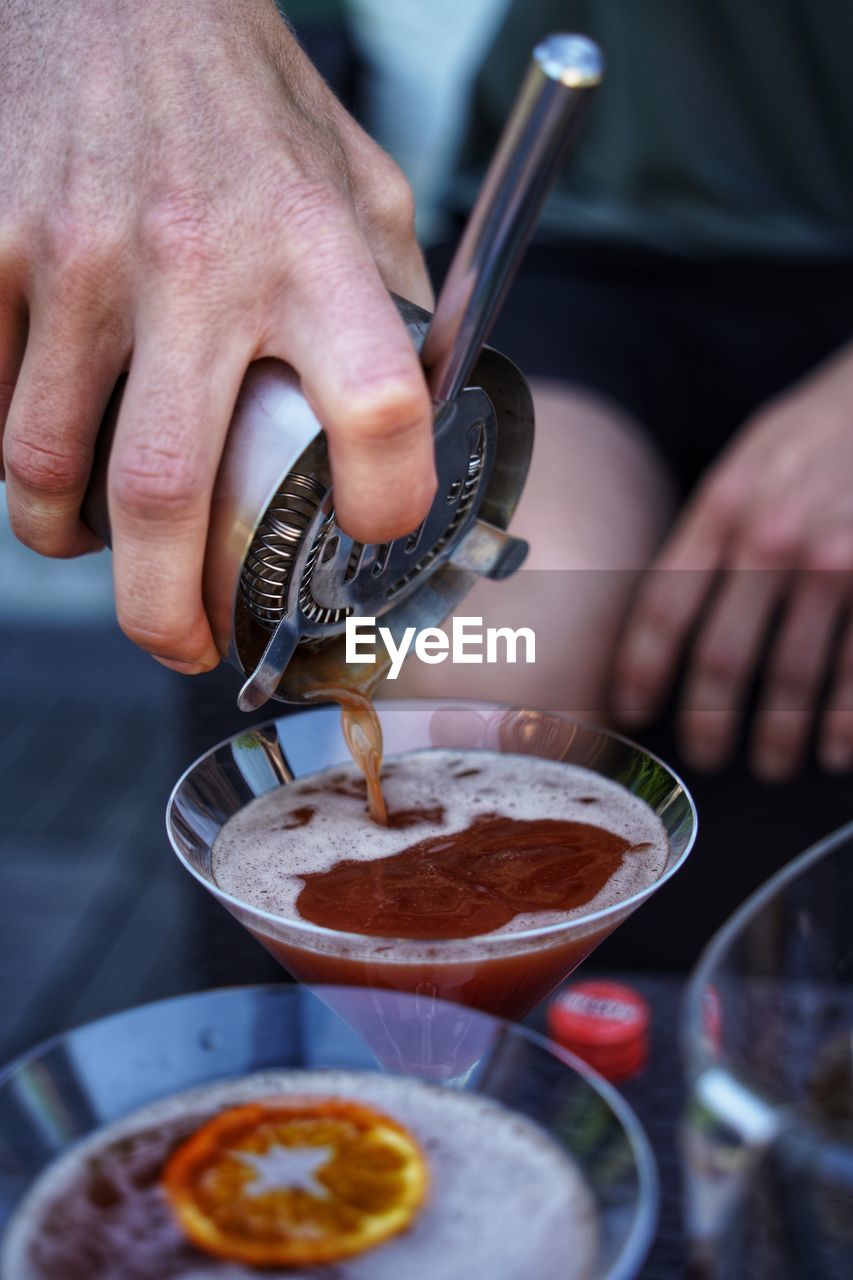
[{"x1": 546, "y1": 980, "x2": 650, "y2": 1082}]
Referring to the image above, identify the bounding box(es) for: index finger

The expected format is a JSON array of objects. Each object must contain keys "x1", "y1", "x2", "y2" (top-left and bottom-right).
[{"x1": 267, "y1": 210, "x2": 435, "y2": 545}]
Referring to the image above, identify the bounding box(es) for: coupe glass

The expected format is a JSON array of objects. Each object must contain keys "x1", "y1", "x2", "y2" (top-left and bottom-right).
[
  {"x1": 0, "y1": 984, "x2": 658, "y2": 1280},
  {"x1": 681, "y1": 820, "x2": 853, "y2": 1278},
  {"x1": 167, "y1": 700, "x2": 696, "y2": 1033}
]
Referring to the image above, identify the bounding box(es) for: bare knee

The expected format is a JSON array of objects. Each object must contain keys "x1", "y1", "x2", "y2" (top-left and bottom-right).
[
  {"x1": 393, "y1": 382, "x2": 673, "y2": 719},
  {"x1": 519, "y1": 379, "x2": 674, "y2": 570}
]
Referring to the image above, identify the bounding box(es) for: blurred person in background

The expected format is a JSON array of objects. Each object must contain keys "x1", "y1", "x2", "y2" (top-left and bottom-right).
[
  {"x1": 1, "y1": 0, "x2": 851, "y2": 785},
  {"x1": 356, "y1": 0, "x2": 853, "y2": 785}
]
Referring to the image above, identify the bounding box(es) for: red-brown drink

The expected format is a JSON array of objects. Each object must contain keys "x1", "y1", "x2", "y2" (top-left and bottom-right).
[{"x1": 211, "y1": 750, "x2": 668, "y2": 1019}]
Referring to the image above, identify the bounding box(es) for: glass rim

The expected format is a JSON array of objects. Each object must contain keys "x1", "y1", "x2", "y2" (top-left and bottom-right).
[
  {"x1": 0, "y1": 982, "x2": 659, "y2": 1280},
  {"x1": 166, "y1": 699, "x2": 698, "y2": 951},
  {"x1": 518, "y1": 1021, "x2": 660, "y2": 1279},
  {"x1": 680, "y1": 820, "x2": 853, "y2": 1174},
  {"x1": 681, "y1": 817, "x2": 853, "y2": 1078}
]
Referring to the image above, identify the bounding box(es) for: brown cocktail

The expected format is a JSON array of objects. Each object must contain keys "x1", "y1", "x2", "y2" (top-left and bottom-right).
[
  {"x1": 211, "y1": 747, "x2": 669, "y2": 1019},
  {"x1": 167, "y1": 701, "x2": 696, "y2": 1030}
]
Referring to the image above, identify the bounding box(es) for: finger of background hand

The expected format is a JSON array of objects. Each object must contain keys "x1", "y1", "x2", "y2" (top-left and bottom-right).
[
  {"x1": 270, "y1": 217, "x2": 435, "y2": 544},
  {"x1": 820, "y1": 609, "x2": 853, "y2": 773},
  {"x1": 611, "y1": 498, "x2": 727, "y2": 725},
  {"x1": 750, "y1": 571, "x2": 845, "y2": 781},
  {"x1": 677, "y1": 567, "x2": 785, "y2": 770},
  {"x1": 108, "y1": 315, "x2": 252, "y2": 670},
  {"x1": 2, "y1": 306, "x2": 123, "y2": 556}
]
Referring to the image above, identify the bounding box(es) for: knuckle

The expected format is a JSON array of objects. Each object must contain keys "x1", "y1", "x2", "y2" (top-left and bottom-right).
[
  {"x1": 807, "y1": 534, "x2": 853, "y2": 573},
  {"x1": 4, "y1": 432, "x2": 90, "y2": 495},
  {"x1": 694, "y1": 639, "x2": 742, "y2": 685},
  {"x1": 43, "y1": 208, "x2": 123, "y2": 281},
  {"x1": 270, "y1": 177, "x2": 350, "y2": 249},
  {"x1": 743, "y1": 516, "x2": 802, "y2": 565},
  {"x1": 336, "y1": 378, "x2": 429, "y2": 442},
  {"x1": 111, "y1": 444, "x2": 204, "y2": 521},
  {"x1": 365, "y1": 156, "x2": 416, "y2": 235},
  {"x1": 140, "y1": 196, "x2": 221, "y2": 275}
]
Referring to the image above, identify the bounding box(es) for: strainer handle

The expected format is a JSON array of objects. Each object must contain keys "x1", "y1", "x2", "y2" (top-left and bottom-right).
[{"x1": 423, "y1": 34, "x2": 604, "y2": 404}]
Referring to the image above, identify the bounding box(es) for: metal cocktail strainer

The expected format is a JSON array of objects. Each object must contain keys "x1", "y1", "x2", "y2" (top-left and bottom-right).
[{"x1": 83, "y1": 35, "x2": 603, "y2": 708}]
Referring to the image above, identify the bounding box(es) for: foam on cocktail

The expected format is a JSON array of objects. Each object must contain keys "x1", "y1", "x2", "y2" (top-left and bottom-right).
[
  {"x1": 212, "y1": 749, "x2": 668, "y2": 937},
  {"x1": 2, "y1": 1070, "x2": 598, "y2": 1280}
]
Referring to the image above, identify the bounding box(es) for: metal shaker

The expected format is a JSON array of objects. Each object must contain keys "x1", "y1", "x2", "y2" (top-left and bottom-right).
[{"x1": 82, "y1": 34, "x2": 603, "y2": 709}]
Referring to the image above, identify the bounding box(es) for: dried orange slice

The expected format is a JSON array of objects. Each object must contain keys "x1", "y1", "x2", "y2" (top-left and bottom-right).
[{"x1": 162, "y1": 1096, "x2": 428, "y2": 1267}]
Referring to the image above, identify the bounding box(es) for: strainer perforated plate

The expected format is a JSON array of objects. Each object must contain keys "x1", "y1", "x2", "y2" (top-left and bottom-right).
[{"x1": 239, "y1": 391, "x2": 495, "y2": 638}]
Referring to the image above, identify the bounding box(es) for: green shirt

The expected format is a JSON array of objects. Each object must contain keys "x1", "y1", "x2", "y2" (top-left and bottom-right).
[{"x1": 460, "y1": 0, "x2": 853, "y2": 258}]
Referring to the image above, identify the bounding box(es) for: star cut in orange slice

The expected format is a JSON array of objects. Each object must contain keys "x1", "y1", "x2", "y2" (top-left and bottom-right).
[{"x1": 162, "y1": 1096, "x2": 428, "y2": 1267}]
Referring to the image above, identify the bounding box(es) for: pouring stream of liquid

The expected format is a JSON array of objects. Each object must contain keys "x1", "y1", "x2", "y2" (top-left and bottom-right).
[{"x1": 302, "y1": 683, "x2": 388, "y2": 826}]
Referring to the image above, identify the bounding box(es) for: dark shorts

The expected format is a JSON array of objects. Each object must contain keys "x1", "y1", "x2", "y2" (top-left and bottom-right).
[{"x1": 428, "y1": 239, "x2": 853, "y2": 495}]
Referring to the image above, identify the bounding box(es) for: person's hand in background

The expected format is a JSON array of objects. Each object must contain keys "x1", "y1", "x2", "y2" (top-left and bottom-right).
[
  {"x1": 0, "y1": 0, "x2": 435, "y2": 673},
  {"x1": 612, "y1": 344, "x2": 853, "y2": 781}
]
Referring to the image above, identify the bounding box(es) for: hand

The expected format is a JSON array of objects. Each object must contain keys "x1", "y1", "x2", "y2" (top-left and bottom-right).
[
  {"x1": 612, "y1": 345, "x2": 853, "y2": 780},
  {"x1": 0, "y1": 0, "x2": 435, "y2": 672}
]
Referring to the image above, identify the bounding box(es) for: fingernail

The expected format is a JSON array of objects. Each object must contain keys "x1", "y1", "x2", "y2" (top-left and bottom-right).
[
  {"x1": 152, "y1": 656, "x2": 209, "y2": 676},
  {"x1": 821, "y1": 740, "x2": 853, "y2": 774}
]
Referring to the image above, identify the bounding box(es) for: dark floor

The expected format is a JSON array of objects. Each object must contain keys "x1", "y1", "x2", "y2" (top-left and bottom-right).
[
  {"x1": 0, "y1": 623, "x2": 285, "y2": 1067},
  {"x1": 0, "y1": 620, "x2": 849, "y2": 1277}
]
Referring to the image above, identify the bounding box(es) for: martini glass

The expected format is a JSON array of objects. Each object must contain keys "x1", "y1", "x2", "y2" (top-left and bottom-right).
[
  {"x1": 167, "y1": 700, "x2": 695, "y2": 1052},
  {"x1": 0, "y1": 984, "x2": 658, "y2": 1280},
  {"x1": 681, "y1": 820, "x2": 853, "y2": 1278}
]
